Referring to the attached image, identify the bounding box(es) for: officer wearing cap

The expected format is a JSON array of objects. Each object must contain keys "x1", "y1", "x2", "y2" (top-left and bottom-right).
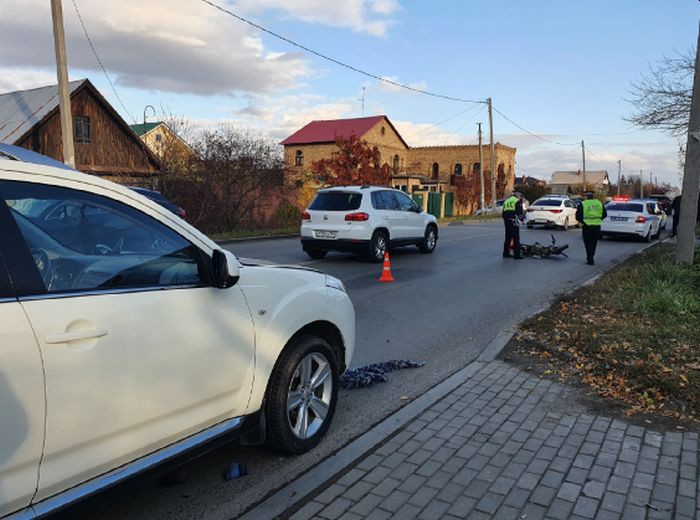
[
  {"x1": 502, "y1": 191, "x2": 524, "y2": 260},
  {"x1": 575, "y1": 191, "x2": 607, "y2": 265}
]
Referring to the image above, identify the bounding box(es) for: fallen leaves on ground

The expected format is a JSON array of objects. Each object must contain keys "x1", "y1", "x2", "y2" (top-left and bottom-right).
[{"x1": 512, "y1": 246, "x2": 700, "y2": 425}]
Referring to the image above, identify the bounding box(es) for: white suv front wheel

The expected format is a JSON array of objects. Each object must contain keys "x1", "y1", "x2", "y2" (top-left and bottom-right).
[
  {"x1": 419, "y1": 225, "x2": 437, "y2": 254},
  {"x1": 266, "y1": 335, "x2": 339, "y2": 454}
]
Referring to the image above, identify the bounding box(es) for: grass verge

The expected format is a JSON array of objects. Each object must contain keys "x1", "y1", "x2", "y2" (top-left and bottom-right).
[
  {"x1": 509, "y1": 243, "x2": 700, "y2": 424},
  {"x1": 209, "y1": 226, "x2": 299, "y2": 241}
]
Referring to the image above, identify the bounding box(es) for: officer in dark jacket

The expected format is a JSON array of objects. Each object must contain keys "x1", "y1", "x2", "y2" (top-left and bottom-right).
[
  {"x1": 672, "y1": 195, "x2": 681, "y2": 236},
  {"x1": 502, "y1": 192, "x2": 524, "y2": 259},
  {"x1": 575, "y1": 191, "x2": 607, "y2": 265}
]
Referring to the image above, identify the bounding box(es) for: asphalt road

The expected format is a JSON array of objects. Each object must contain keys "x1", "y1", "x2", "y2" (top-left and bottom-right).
[{"x1": 57, "y1": 221, "x2": 658, "y2": 520}]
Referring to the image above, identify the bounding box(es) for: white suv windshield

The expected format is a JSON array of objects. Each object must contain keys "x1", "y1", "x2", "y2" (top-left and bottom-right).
[{"x1": 309, "y1": 192, "x2": 362, "y2": 211}]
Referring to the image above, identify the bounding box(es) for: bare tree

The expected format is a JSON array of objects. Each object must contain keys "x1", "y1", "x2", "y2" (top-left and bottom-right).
[
  {"x1": 625, "y1": 48, "x2": 694, "y2": 136},
  {"x1": 160, "y1": 124, "x2": 285, "y2": 233}
]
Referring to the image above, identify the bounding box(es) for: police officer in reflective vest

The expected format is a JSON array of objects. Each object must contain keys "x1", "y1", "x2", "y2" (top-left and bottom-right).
[
  {"x1": 575, "y1": 191, "x2": 607, "y2": 265},
  {"x1": 502, "y1": 192, "x2": 524, "y2": 260}
]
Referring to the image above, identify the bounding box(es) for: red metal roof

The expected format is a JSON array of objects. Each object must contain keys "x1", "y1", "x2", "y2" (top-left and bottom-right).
[{"x1": 280, "y1": 115, "x2": 390, "y2": 146}]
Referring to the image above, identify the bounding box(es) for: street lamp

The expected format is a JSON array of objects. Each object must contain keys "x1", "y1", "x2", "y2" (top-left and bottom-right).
[{"x1": 143, "y1": 105, "x2": 156, "y2": 125}]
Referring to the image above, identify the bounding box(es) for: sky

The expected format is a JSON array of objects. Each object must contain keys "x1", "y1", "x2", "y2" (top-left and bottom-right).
[{"x1": 0, "y1": 0, "x2": 698, "y2": 186}]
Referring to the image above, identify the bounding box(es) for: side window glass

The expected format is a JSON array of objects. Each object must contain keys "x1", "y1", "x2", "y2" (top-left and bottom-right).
[
  {"x1": 0, "y1": 181, "x2": 206, "y2": 295},
  {"x1": 371, "y1": 191, "x2": 384, "y2": 210},
  {"x1": 395, "y1": 192, "x2": 414, "y2": 211},
  {"x1": 379, "y1": 191, "x2": 399, "y2": 210},
  {"x1": 646, "y1": 203, "x2": 655, "y2": 214}
]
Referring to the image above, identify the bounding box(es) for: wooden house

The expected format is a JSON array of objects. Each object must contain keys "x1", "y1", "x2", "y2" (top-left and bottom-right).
[{"x1": 0, "y1": 79, "x2": 160, "y2": 185}]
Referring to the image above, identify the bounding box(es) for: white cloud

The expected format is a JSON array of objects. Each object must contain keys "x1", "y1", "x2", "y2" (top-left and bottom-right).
[
  {"x1": 0, "y1": 68, "x2": 56, "y2": 93},
  {"x1": 0, "y1": 0, "x2": 312, "y2": 96},
  {"x1": 238, "y1": 0, "x2": 400, "y2": 36},
  {"x1": 377, "y1": 76, "x2": 427, "y2": 94}
]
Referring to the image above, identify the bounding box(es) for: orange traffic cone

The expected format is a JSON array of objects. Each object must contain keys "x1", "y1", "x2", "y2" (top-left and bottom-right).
[{"x1": 378, "y1": 252, "x2": 395, "y2": 282}]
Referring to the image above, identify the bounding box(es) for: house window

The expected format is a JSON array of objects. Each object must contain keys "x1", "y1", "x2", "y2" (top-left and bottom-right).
[
  {"x1": 294, "y1": 150, "x2": 304, "y2": 166},
  {"x1": 472, "y1": 162, "x2": 481, "y2": 174},
  {"x1": 393, "y1": 154, "x2": 400, "y2": 174},
  {"x1": 74, "y1": 116, "x2": 91, "y2": 144},
  {"x1": 155, "y1": 133, "x2": 162, "y2": 142},
  {"x1": 381, "y1": 126, "x2": 386, "y2": 136},
  {"x1": 454, "y1": 163, "x2": 463, "y2": 176},
  {"x1": 432, "y1": 162, "x2": 439, "y2": 179}
]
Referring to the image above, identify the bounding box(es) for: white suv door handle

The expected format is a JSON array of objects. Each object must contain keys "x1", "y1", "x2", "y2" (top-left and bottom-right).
[{"x1": 46, "y1": 329, "x2": 108, "y2": 344}]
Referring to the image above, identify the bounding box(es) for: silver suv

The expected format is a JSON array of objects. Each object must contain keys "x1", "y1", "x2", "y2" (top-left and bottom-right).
[{"x1": 301, "y1": 186, "x2": 439, "y2": 261}]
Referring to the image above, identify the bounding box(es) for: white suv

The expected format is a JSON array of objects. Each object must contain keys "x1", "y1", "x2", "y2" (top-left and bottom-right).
[
  {"x1": 0, "y1": 160, "x2": 355, "y2": 518},
  {"x1": 301, "y1": 186, "x2": 439, "y2": 262}
]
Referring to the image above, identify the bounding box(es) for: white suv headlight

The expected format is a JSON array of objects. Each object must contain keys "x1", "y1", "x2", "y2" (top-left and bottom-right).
[{"x1": 325, "y1": 275, "x2": 347, "y2": 294}]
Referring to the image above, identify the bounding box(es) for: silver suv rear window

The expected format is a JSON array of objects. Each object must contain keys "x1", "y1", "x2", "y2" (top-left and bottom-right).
[{"x1": 309, "y1": 192, "x2": 363, "y2": 211}]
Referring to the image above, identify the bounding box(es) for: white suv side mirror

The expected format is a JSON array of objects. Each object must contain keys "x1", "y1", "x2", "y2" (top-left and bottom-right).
[{"x1": 212, "y1": 249, "x2": 240, "y2": 288}]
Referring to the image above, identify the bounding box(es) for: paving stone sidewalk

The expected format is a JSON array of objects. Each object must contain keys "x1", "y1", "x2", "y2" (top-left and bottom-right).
[{"x1": 281, "y1": 361, "x2": 699, "y2": 520}]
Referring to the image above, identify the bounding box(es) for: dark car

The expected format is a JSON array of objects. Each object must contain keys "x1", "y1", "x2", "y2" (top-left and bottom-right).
[{"x1": 129, "y1": 187, "x2": 186, "y2": 219}]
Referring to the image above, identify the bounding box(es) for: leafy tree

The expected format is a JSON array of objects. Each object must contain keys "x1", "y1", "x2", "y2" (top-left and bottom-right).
[{"x1": 311, "y1": 135, "x2": 391, "y2": 186}]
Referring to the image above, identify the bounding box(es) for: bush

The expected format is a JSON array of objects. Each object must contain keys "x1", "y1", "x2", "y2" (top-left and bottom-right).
[{"x1": 274, "y1": 203, "x2": 302, "y2": 228}]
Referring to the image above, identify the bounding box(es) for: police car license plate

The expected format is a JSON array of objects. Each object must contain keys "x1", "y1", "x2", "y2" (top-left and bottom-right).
[
  {"x1": 611, "y1": 217, "x2": 627, "y2": 221},
  {"x1": 315, "y1": 230, "x2": 337, "y2": 239}
]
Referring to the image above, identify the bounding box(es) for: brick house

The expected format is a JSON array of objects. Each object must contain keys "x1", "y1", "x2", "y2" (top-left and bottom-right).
[{"x1": 280, "y1": 115, "x2": 516, "y2": 199}]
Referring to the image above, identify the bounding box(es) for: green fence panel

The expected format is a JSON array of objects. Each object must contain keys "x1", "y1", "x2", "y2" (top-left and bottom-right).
[
  {"x1": 444, "y1": 192, "x2": 453, "y2": 217},
  {"x1": 427, "y1": 192, "x2": 442, "y2": 218},
  {"x1": 412, "y1": 193, "x2": 424, "y2": 210}
]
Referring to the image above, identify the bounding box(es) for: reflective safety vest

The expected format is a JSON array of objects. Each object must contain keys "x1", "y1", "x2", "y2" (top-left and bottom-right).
[
  {"x1": 503, "y1": 196, "x2": 519, "y2": 213},
  {"x1": 582, "y1": 198, "x2": 603, "y2": 226}
]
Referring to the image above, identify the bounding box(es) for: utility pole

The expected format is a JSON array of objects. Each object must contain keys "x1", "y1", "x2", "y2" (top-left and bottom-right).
[
  {"x1": 640, "y1": 170, "x2": 644, "y2": 199},
  {"x1": 617, "y1": 160, "x2": 621, "y2": 197},
  {"x1": 581, "y1": 140, "x2": 587, "y2": 192},
  {"x1": 478, "y1": 122, "x2": 485, "y2": 210},
  {"x1": 50, "y1": 0, "x2": 75, "y2": 168},
  {"x1": 676, "y1": 22, "x2": 700, "y2": 265},
  {"x1": 487, "y1": 98, "x2": 496, "y2": 203}
]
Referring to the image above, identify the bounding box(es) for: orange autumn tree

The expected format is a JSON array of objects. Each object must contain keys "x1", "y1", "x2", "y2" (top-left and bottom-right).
[{"x1": 311, "y1": 135, "x2": 392, "y2": 186}]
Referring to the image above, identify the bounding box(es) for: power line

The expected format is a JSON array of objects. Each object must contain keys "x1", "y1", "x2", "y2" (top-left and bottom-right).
[
  {"x1": 517, "y1": 143, "x2": 581, "y2": 174},
  {"x1": 491, "y1": 105, "x2": 577, "y2": 146},
  {"x1": 70, "y1": 0, "x2": 137, "y2": 123},
  {"x1": 453, "y1": 104, "x2": 486, "y2": 133},
  {"x1": 404, "y1": 104, "x2": 482, "y2": 140},
  {"x1": 200, "y1": 0, "x2": 485, "y2": 105}
]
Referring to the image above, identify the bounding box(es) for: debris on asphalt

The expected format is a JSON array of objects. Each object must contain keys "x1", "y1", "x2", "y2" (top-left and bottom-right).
[
  {"x1": 341, "y1": 360, "x2": 425, "y2": 389},
  {"x1": 223, "y1": 462, "x2": 249, "y2": 481}
]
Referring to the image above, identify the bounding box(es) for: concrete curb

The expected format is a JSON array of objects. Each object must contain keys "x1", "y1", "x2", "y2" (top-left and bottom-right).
[
  {"x1": 237, "y1": 233, "x2": 670, "y2": 520},
  {"x1": 216, "y1": 234, "x2": 298, "y2": 246},
  {"x1": 215, "y1": 218, "x2": 502, "y2": 245},
  {"x1": 238, "y1": 362, "x2": 486, "y2": 520}
]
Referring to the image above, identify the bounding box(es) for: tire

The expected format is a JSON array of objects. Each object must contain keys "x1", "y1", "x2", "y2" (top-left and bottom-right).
[
  {"x1": 419, "y1": 225, "x2": 438, "y2": 254},
  {"x1": 266, "y1": 335, "x2": 339, "y2": 454},
  {"x1": 304, "y1": 248, "x2": 327, "y2": 260},
  {"x1": 562, "y1": 217, "x2": 569, "y2": 231},
  {"x1": 644, "y1": 227, "x2": 652, "y2": 242},
  {"x1": 367, "y1": 230, "x2": 388, "y2": 262}
]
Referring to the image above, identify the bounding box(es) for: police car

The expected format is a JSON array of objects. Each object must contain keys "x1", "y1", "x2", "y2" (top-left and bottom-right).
[{"x1": 601, "y1": 198, "x2": 663, "y2": 241}]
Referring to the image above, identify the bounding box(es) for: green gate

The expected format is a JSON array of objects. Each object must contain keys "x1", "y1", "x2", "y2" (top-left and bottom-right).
[
  {"x1": 444, "y1": 192, "x2": 454, "y2": 217},
  {"x1": 427, "y1": 192, "x2": 442, "y2": 218},
  {"x1": 412, "y1": 193, "x2": 424, "y2": 210}
]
